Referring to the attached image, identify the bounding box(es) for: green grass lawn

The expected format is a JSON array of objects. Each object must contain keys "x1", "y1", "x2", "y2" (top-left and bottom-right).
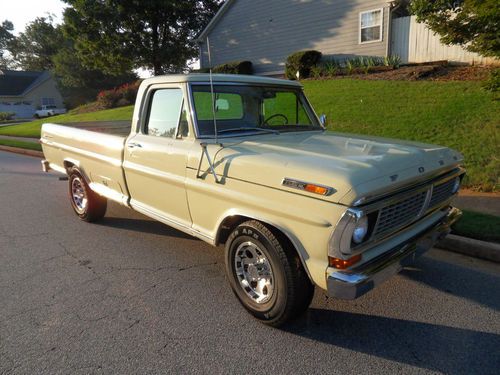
[
  {"x1": 0, "y1": 139, "x2": 42, "y2": 151},
  {"x1": 0, "y1": 106, "x2": 133, "y2": 138},
  {"x1": 452, "y1": 209, "x2": 500, "y2": 243},
  {"x1": 0, "y1": 79, "x2": 498, "y2": 190},
  {"x1": 303, "y1": 80, "x2": 499, "y2": 191}
]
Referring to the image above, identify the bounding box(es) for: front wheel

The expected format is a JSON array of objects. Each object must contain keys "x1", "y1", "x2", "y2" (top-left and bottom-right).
[
  {"x1": 68, "y1": 167, "x2": 107, "y2": 222},
  {"x1": 225, "y1": 220, "x2": 314, "y2": 327}
]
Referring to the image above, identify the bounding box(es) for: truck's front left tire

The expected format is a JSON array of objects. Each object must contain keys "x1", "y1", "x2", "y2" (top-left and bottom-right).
[
  {"x1": 68, "y1": 167, "x2": 107, "y2": 222},
  {"x1": 225, "y1": 220, "x2": 314, "y2": 327}
]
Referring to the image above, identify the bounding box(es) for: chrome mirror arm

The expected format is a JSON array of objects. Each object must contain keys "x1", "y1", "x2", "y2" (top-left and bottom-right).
[{"x1": 196, "y1": 142, "x2": 222, "y2": 184}]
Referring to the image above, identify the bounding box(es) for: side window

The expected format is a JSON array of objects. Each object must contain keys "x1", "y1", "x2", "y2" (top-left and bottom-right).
[{"x1": 145, "y1": 88, "x2": 183, "y2": 138}]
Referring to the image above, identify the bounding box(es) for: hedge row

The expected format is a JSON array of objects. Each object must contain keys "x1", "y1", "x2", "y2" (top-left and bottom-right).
[
  {"x1": 285, "y1": 50, "x2": 323, "y2": 80},
  {"x1": 96, "y1": 81, "x2": 141, "y2": 109},
  {"x1": 0, "y1": 112, "x2": 15, "y2": 121},
  {"x1": 194, "y1": 60, "x2": 253, "y2": 75}
]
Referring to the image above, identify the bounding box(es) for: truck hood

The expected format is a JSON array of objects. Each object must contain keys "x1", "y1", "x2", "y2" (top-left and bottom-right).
[{"x1": 190, "y1": 131, "x2": 463, "y2": 205}]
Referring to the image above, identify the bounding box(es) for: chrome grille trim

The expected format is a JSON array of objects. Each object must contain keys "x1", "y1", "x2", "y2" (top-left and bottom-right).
[
  {"x1": 348, "y1": 167, "x2": 465, "y2": 254},
  {"x1": 353, "y1": 166, "x2": 465, "y2": 208},
  {"x1": 373, "y1": 191, "x2": 427, "y2": 236},
  {"x1": 429, "y1": 178, "x2": 456, "y2": 208}
]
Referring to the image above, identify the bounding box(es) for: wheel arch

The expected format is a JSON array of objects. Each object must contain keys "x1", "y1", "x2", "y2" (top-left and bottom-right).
[
  {"x1": 215, "y1": 211, "x2": 313, "y2": 282},
  {"x1": 64, "y1": 159, "x2": 91, "y2": 184}
]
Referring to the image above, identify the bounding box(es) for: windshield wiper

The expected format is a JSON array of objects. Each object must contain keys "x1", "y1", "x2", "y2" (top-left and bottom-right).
[
  {"x1": 270, "y1": 124, "x2": 322, "y2": 132},
  {"x1": 217, "y1": 127, "x2": 280, "y2": 135}
]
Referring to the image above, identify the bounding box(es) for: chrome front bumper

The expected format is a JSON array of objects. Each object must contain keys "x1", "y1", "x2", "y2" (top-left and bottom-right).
[{"x1": 327, "y1": 207, "x2": 462, "y2": 300}]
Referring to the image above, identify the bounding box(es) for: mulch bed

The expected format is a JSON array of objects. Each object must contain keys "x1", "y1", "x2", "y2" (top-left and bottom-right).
[{"x1": 307, "y1": 65, "x2": 496, "y2": 82}]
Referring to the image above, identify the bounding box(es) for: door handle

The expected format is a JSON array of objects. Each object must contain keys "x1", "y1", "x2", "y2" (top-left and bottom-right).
[{"x1": 127, "y1": 142, "x2": 142, "y2": 149}]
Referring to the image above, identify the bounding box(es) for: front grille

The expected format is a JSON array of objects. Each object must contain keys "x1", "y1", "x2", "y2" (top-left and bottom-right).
[
  {"x1": 429, "y1": 179, "x2": 455, "y2": 208},
  {"x1": 373, "y1": 191, "x2": 427, "y2": 236}
]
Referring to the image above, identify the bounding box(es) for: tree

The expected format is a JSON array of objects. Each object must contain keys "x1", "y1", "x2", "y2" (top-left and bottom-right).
[
  {"x1": 410, "y1": 0, "x2": 500, "y2": 58},
  {"x1": 62, "y1": 0, "x2": 221, "y2": 75},
  {"x1": 53, "y1": 42, "x2": 137, "y2": 107},
  {"x1": 6, "y1": 16, "x2": 66, "y2": 70},
  {"x1": 0, "y1": 20, "x2": 14, "y2": 69}
]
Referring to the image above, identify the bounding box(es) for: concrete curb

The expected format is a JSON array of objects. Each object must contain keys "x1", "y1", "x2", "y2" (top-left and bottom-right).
[
  {"x1": 437, "y1": 234, "x2": 500, "y2": 263},
  {"x1": 0, "y1": 145, "x2": 43, "y2": 158}
]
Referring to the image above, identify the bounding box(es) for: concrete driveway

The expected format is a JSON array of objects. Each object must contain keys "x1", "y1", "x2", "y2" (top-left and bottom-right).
[{"x1": 1, "y1": 151, "x2": 499, "y2": 374}]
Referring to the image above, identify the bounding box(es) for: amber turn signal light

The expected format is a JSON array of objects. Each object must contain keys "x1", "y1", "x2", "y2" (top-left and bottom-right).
[
  {"x1": 329, "y1": 254, "x2": 362, "y2": 269},
  {"x1": 304, "y1": 184, "x2": 329, "y2": 195}
]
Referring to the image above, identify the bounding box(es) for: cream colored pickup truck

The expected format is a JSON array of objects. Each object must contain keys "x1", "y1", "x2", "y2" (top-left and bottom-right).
[{"x1": 41, "y1": 74, "x2": 464, "y2": 326}]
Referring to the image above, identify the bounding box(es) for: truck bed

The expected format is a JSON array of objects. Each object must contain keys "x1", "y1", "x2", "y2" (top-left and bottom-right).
[
  {"x1": 56, "y1": 120, "x2": 131, "y2": 137},
  {"x1": 40, "y1": 122, "x2": 130, "y2": 205}
]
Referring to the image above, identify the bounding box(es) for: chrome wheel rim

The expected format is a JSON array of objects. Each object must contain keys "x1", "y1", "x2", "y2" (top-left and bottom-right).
[
  {"x1": 234, "y1": 241, "x2": 274, "y2": 304},
  {"x1": 71, "y1": 177, "x2": 87, "y2": 214}
]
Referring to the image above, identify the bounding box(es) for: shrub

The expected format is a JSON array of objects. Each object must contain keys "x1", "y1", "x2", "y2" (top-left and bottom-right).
[
  {"x1": 483, "y1": 68, "x2": 500, "y2": 93},
  {"x1": 212, "y1": 60, "x2": 253, "y2": 75},
  {"x1": 118, "y1": 81, "x2": 141, "y2": 103},
  {"x1": 96, "y1": 80, "x2": 141, "y2": 109},
  {"x1": 96, "y1": 89, "x2": 119, "y2": 109},
  {"x1": 322, "y1": 59, "x2": 340, "y2": 77},
  {"x1": 0, "y1": 112, "x2": 15, "y2": 121},
  {"x1": 310, "y1": 65, "x2": 323, "y2": 79},
  {"x1": 285, "y1": 50, "x2": 322, "y2": 80},
  {"x1": 345, "y1": 59, "x2": 355, "y2": 75},
  {"x1": 384, "y1": 55, "x2": 402, "y2": 69}
]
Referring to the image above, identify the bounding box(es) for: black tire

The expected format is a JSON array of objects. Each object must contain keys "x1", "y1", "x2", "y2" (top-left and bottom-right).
[
  {"x1": 225, "y1": 220, "x2": 314, "y2": 327},
  {"x1": 68, "y1": 167, "x2": 107, "y2": 222}
]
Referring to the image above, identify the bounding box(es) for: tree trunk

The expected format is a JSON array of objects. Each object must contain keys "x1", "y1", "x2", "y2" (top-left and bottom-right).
[{"x1": 151, "y1": 17, "x2": 162, "y2": 76}]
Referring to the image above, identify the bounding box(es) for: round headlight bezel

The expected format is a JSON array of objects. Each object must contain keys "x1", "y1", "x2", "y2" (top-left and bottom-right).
[
  {"x1": 352, "y1": 215, "x2": 369, "y2": 244},
  {"x1": 451, "y1": 177, "x2": 461, "y2": 194}
]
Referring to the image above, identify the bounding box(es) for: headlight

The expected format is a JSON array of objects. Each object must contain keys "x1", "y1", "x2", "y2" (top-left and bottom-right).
[
  {"x1": 352, "y1": 215, "x2": 368, "y2": 244},
  {"x1": 451, "y1": 177, "x2": 460, "y2": 194},
  {"x1": 329, "y1": 209, "x2": 373, "y2": 259}
]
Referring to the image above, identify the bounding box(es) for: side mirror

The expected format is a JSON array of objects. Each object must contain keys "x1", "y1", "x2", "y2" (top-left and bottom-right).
[
  {"x1": 215, "y1": 98, "x2": 229, "y2": 111},
  {"x1": 319, "y1": 114, "x2": 327, "y2": 126}
]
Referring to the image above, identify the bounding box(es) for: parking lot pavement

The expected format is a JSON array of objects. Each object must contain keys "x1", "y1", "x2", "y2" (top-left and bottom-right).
[{"x1": 1, "y1": 150, "x2": 499, "y2": 374}]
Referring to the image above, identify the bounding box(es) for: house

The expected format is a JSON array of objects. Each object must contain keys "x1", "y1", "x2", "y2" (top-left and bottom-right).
[
  {"x1": 198, "y1": 0, "x2": 496, "y2": 76},
  {"x1": 0, "y1": 70, "x2": 64, "y2": 119}
]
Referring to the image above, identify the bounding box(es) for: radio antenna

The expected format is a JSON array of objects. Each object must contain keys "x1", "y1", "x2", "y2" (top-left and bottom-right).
[
  {"x1": 207, "y1": 36, "x2": 218, "y2": 144},
  {"x1": 196, "y1": 36, "x2": 221, "y2": 184}
]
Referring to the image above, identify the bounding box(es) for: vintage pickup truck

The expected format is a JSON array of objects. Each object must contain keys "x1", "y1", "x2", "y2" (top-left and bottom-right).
[{"x1": 40, "y1": 74, "x2": 464, "y2": 326}]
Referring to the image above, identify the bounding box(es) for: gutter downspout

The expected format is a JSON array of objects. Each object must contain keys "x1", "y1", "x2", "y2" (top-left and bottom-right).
[{"x1": 386, "y1": 1, "x2": 401, "y2": 57}]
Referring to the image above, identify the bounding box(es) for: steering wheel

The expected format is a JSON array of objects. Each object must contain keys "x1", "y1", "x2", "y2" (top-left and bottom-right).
[{"x1": 263, "y1": 113, "x2": 288, "y2": 126}]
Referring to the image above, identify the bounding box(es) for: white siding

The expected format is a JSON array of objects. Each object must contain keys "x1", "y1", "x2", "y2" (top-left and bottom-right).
[
  {"x1": 392, "y1": 16, "x2": 498, "y2": 65},
  {"x1": 200, "y1": 0, "x2": 390, "y2": 74}
]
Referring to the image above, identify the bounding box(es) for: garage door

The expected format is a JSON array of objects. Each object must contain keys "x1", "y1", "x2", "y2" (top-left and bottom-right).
[{"x1": 0, "y1": 102, "x2": 36, "y2": 119}]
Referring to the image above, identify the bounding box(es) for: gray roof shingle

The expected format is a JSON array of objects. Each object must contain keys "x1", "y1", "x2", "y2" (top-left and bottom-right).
[{"x1": 0, "y1": 70, "x2": 46, "y2": 96}]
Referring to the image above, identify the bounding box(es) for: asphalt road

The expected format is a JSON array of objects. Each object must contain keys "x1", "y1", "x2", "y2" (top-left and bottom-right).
[{"x1": 1, "y1": 150, "x2": 499, "y2": 374}]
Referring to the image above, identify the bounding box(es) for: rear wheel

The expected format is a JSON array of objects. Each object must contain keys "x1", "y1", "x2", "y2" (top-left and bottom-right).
[
  {"x1": 225, "y1": 220, "x2": 314, "y2": 327},
  {"x1": 68, "y1": 167, "x2": 107, "y2": 222}
]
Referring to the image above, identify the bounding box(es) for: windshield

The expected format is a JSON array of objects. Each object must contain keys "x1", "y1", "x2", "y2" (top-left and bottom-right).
[{"x1": 191, "y1": 84, "x2": 322, "y2": 137}]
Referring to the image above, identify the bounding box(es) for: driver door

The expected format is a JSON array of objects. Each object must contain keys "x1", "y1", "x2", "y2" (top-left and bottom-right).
[{"x1": 123, "y1": 84, "x2": 193, "y2": 229}]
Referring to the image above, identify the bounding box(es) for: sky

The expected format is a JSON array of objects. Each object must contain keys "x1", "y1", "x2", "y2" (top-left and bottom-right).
[
  {"x1": 1, "y1": 0, "x2": 66, "y2": 34},
  {"x1": 0, "y1": 0, "x2": 199, "y2": 77},
  {"x1": 0, "y1": 0, "x2": 155, "y2": 77}
]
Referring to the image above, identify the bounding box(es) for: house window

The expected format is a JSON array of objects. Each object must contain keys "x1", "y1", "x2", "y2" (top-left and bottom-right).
[
  {"x1": 360, "y1": 9, "x2": 383, "y2": 43},
  {"x1": 41, "y1": 97, "x2": 56, "y2": 106}
]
